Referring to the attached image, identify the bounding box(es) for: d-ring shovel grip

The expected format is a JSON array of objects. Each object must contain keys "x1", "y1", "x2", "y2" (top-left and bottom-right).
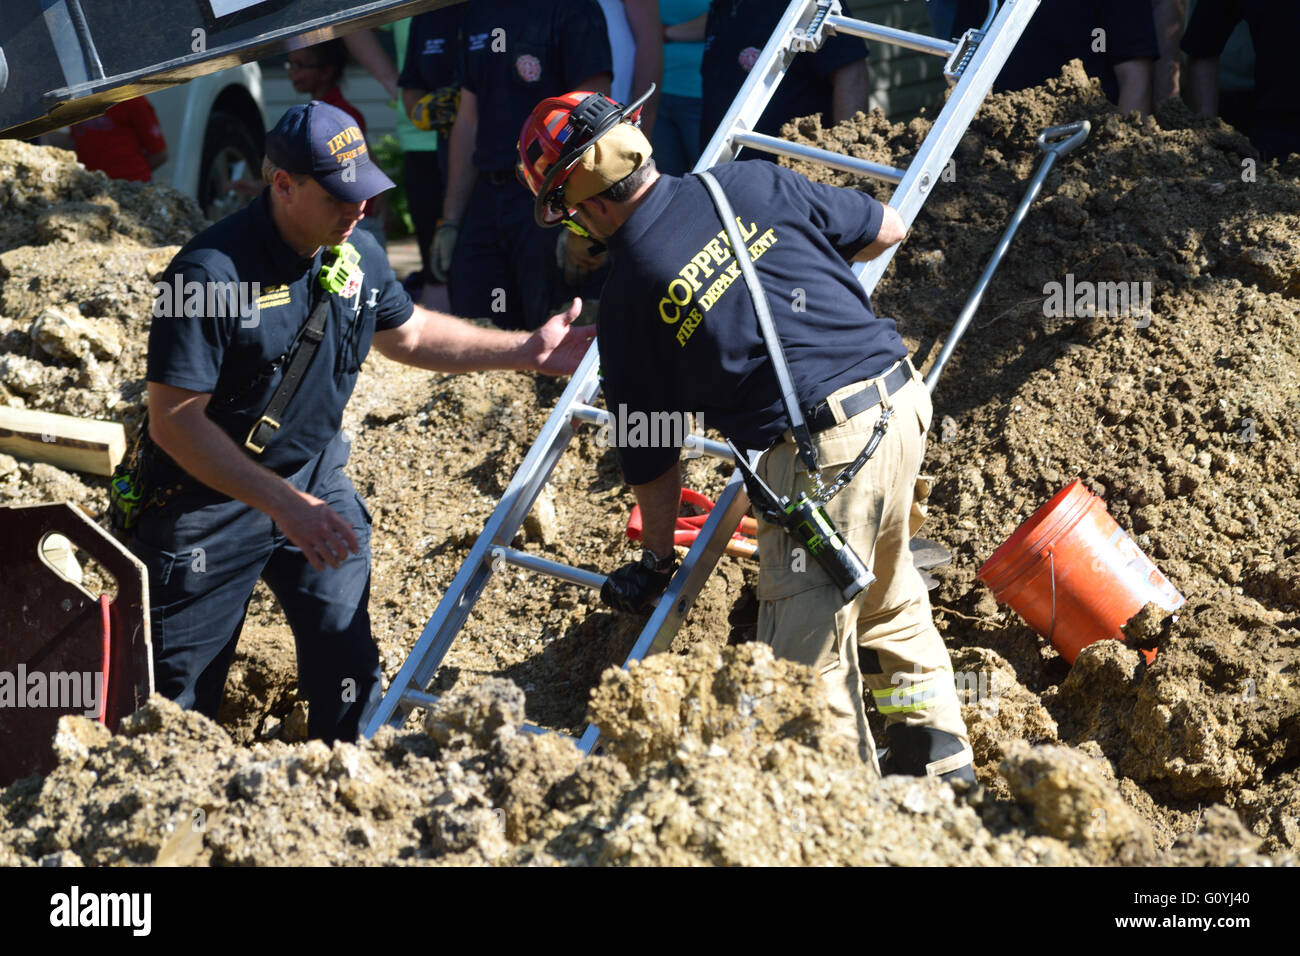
[{"x1": 1037, "y1": 120, "x2": 1091, "y2": 158}]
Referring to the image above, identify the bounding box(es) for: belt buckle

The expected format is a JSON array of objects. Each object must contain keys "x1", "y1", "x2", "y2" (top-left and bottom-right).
[{"x1": 244, "y1": 415, "x2": 280, "y2": 454}]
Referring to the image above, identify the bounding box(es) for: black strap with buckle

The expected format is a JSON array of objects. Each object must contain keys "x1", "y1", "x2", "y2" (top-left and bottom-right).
[
  {"x1": 244, "y1": 288, "x2": 332, "y2": 455},
  {"x1": 697, "y1": 170, "x2": 821, "y2": 477},
  {"x1": 805, "y1": 360, "x2": 912, "y2": 434}
]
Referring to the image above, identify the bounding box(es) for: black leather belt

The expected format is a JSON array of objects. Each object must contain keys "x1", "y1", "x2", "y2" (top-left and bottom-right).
[
  {"x1": 806, "y1": 360, "x2": 913, "y2": 434},
  {"x1": 484, "y1": 169, "x2": 515, "y2": 186}
]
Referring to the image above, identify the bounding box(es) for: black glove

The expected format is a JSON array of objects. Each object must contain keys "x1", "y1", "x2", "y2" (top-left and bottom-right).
[{"x1": 600, "y1": 549, "x2": 678, "y2": 613}]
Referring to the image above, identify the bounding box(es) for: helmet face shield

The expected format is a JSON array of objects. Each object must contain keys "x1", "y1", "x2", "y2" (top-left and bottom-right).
[{"x1": 515, "y1": 161, "x2": 571, "y2": 225}]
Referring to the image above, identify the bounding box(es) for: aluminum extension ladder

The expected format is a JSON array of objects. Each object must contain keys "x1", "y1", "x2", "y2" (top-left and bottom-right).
[{"x1": 361, "y1": 0, "x2": 1040, "y2": 748}]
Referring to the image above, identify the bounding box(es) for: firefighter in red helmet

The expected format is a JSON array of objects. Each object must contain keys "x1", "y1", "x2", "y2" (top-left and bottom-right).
[{"x1": 518, "y1": 89, "x2": 976, "y2": 785}]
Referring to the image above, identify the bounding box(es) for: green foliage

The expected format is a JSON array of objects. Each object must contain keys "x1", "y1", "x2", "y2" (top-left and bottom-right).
[{"x1": 372, "y1": 133, "x2": 414, "y2": 236}]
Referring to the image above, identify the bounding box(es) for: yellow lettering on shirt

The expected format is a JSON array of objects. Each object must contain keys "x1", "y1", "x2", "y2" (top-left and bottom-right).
[
  {"x1": 256, "y1": 285, "x2": 292, "y2": 309},
  {"x1": 659, "y1": 221, "x2": 779, "y2": 347}
]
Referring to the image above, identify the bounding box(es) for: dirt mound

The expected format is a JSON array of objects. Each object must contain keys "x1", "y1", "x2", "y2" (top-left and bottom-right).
[
  {"x1": 3, "y1": 645, "x2": 1285, "y2": 867},
  {"x1": 782, "y1": 60, "x2": 1300, "y2": 854},
  {"x1": 0, "y1": 140, "x2": 201, "y2": 430},
  {"x1": 0, "y1": 140, "x2": 206, "y2": 255}
]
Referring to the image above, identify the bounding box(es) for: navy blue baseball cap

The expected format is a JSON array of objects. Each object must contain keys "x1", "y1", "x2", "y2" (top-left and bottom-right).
[{"x1": 264, "y1": 101, "x2": 394, "y2": 202}]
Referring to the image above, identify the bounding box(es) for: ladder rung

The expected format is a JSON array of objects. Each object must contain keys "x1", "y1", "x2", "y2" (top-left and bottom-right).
[
  {"x1": 521, "y1": 724, "x2": 578, "y2": 742},
  {"x1": 491, "y1": 546, "x2": 606, "y2": 590},
  {"x1": 730, "y1": 130, "x2": 905, "y2": 183},
  {"x1": 399, "y1": 688, "x2": 439, "y2": 710},
  {"x1": 826, "y1": 15, "x2": 957, "y2": 58},
  {"x1": 571, "y1": 403, "x2": 734, "y2": 460},
  {"x1": 570, "y1": 403, "x2": 606, "y2": 427},
  {"x1": 683, "y1": 432, "x2": 731, "y2": 460}
]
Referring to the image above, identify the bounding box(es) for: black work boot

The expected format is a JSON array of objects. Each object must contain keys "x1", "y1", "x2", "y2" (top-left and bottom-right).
[{"x1": 882, "y1": 724, "x2": 976, "y2": 784}]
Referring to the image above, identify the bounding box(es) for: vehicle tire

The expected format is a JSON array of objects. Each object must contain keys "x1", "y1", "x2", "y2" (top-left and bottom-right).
[{"x1": 198, "y1": 110, "x2": 261, "y2": 220}]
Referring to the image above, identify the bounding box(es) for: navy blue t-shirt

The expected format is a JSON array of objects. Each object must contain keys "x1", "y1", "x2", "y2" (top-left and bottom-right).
[
  {"x1": 399, "y1": 7, "x2": 463, "y2": 93},
  {"x1": 701, "y1": 0, "x2": 869, "y2": 146},
  {"x1": 457, "y1": 0, "x2": 613, "y2": 173},
  {"x1": 598, "y1": 162, "x2": 906, "y2": 485},
  {"x1": 952, "y1": 0, "x2": 1158, "y2": 103},
  {"x1": 1182, "y1": 0, "x2": 1299, "y2": 160},
  {"x1": 146, "y1": 190, "x2": 413, "y2": 483}
]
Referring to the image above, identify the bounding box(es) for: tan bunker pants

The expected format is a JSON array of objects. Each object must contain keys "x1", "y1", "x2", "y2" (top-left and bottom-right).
[{"x1": 755, "y1": 362, "x2": 973, "y2": 781}]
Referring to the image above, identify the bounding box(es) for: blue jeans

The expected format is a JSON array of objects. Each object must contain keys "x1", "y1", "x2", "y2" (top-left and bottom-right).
[
  {"x1": 130, "y1": 431, "x2": 381, "y2": 742},
  {"x1": 652, "y1": 93, "x2": 703, "y2": 177}
]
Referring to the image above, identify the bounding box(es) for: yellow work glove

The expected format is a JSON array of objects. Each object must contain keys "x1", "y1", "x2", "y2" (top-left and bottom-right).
[
  {"x1": 410, "y1": 87, "x2": 460, "y2": 134},
  {"x1": 555, "y1": 229, "x2": 607, "y2": 287},
  {"x1": 431, "y1": 219, "x2": 458, "y2": 283}
]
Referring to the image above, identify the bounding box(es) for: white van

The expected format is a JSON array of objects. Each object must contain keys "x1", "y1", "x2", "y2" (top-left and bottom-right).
[{"x1": 146, "y1": 62, "x2": 266, "y2": 219}]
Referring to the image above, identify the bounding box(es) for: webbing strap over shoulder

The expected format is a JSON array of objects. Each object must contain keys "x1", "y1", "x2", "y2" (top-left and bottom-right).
[{"x1": 696, "y1": 170, "x2": 820, "y2": 477}]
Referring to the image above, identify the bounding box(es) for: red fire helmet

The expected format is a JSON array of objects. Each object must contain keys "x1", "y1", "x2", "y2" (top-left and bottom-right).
[{"x1": 517, "y1": 84, "x2": 654, "y2": 228}]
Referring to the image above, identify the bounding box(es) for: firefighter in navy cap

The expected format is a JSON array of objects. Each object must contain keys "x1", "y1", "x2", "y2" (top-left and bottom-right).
[
  {"x1": 518, "y1": 89, "x2": 976, "y2": 783},
  {"x1": 435, "y1": 0, "x2": 613, "y2": 331},
  {"x1": 129, "y1": 101, "x2": 594, "y2": 742}
]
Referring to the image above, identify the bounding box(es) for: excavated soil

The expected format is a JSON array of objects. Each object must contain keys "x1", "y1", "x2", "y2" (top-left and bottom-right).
[{"x1": 1, "y1": 61, "x2": 1298, "y2": 865}]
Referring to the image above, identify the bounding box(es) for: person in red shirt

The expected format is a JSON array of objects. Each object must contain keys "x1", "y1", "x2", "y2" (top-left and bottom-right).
[
  {"x1": 70, "y1": 97, "x2": 168, "y2": 182},
  {"x1": 287, "y1": 40, "x2": 387, "y2": 246}
]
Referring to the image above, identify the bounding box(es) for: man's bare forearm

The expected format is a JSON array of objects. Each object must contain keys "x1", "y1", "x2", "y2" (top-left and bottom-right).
[
  {"x1": 1185, "y1": 57, "x2": 1220, "y2": 117},
  {"x1": 1114, "y1": 59, "x2": 1154, "y2": 118},
  {"x1": 625, "y1": 0, "x2": 663, "y2": 135},
  {"x1": 631, "y1": 460, "x2": 682, "y2": 556},
  {"x1": 344, "y1": 29, "x2": 399, "y2": 99},
  {"x1": 375, "y1": 305, "x2": 530, "y2": 372},
  {"x1": 852, "y1": 204, "x2": 906, "y2": 263},
  {"x1": 148, "y1": 387, "x2": 298, "y2": 518},
  {"x1": 402, "y1": 87, "x2": 428, "y2": 123},
  {"x1": 1153, "y1": 0, "x2": 1186, "y2": 101}
]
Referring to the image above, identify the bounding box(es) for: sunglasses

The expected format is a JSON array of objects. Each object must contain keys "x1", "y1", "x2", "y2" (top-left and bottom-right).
[{"x1": 562, "y1": 216, "x2": 591, "y2": 238}]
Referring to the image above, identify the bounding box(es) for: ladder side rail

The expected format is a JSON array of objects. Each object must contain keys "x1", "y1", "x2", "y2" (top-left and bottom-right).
[
  {"x1": 854, "y1": 0, "x2": 1040, "y2": 295},
  {"x1": 361, "y1": 347, "x2": 604, "y2": 735}
]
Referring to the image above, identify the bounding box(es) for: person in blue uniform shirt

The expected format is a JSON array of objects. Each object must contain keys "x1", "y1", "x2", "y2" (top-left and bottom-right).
[
  {"x1": 435, "y1": 0, "x2": 613, "y2": 331},
  {"x1": 1183, "y1": 0, "x2": 1299, "y2": 163},
  {"x1": 699, "y1": 0, "x2": 869, "y2": 150},
  {"x1": 399, "y1": 5, "x2": 464, "y2": 290},
  {"x1": 132, "y1": 101, "x2": 595, "y2": 742},
  {"x1": 950, "y1": 0, "x2": 1159, "y2": 117}
]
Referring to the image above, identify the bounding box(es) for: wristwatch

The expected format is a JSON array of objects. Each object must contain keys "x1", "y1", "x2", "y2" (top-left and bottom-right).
[{"x1": 641, "y1": 547, "x2": 676, "y2": 573}]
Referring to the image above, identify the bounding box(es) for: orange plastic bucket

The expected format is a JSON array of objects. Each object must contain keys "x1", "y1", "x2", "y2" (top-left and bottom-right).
[{"x1": 977, "y1": 479, "x2": 1184, "y2": 664}]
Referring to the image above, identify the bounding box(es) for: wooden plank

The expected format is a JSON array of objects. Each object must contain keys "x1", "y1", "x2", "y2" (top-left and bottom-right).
[{"x1": 0, "y1": 406, "x2": 126, "y2": 477}]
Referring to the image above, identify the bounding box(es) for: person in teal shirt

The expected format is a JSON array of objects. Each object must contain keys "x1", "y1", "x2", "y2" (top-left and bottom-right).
[{"x1": 655, "y1": 0, "x2": 709, "y2": 175}]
